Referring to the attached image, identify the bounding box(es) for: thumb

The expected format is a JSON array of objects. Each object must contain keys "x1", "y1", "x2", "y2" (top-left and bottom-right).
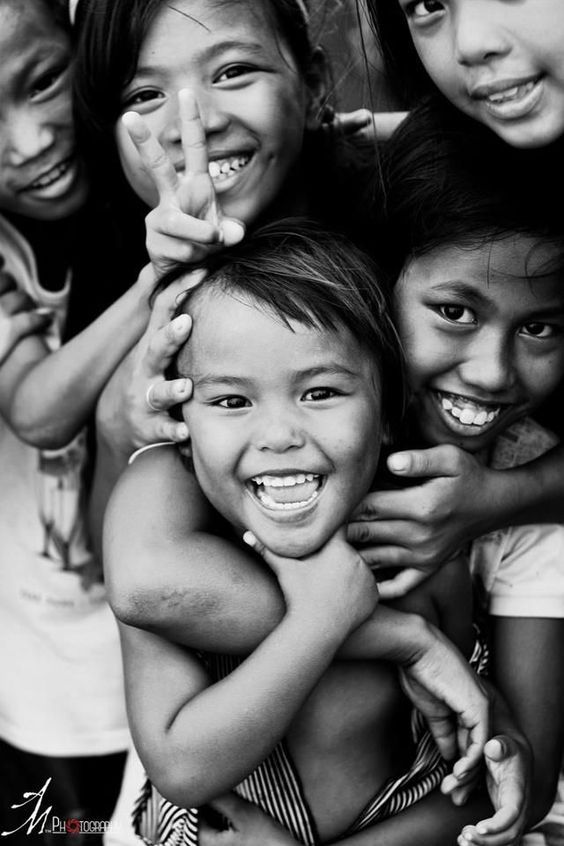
[
  {"x1": 242, "y1": 531, "x2": 288, "y2": 575},
  {"x1": 220, "y1": 218, "x2": 246, "y2": 247},
  {"x1": 387, "y1": 444, "x2": 465, "y2": 479},
  {"x1": 485, "y1": 735, "x2": 510, "y2": 762}
]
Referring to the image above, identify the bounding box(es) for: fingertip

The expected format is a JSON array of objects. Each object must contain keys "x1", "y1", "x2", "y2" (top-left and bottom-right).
[
  {"x1": 242, "y1": 531, "x2": 257, "y2": 548},
  {"x1": 172, "y1": 313, "x2": 192, "y2": 336},
  {"x1": 222, "y1": 218, "x2": 246, "y2": 246},
  {"x1": 387, "y1": 452, "x2": 410, "y2": 473},
  {"x1": 122, "y1": 111, "x2": 143, "y2": 134},
  {"x1": 174, "y1": 423, "x2": 189, "y2": 442},
  {"x1": 485, "y1": 737, "x2": 505, "y2": 760}
]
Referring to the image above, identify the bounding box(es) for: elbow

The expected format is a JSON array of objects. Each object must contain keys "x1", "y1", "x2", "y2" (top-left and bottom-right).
[
  {"x1": 9, "y1": 402, "x2": 74, "y2": 450},
  {"x1": 149, "y1": 759, "x2": 224, "y2": 810}
]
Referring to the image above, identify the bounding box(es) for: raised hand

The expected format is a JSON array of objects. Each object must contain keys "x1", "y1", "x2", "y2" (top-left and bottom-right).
[{"x1": 122, "y1": 89, "x2": 244, "y2": 276}]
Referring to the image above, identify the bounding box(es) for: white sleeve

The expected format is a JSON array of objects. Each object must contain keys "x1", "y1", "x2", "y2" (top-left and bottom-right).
[{"x1": 485, "y1": 524, "x2": 564, "y2": 618}]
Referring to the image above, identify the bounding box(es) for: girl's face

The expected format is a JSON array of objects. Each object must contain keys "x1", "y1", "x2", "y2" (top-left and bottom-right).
[
  {"x1": 0, "y1": 1, "x2": 88, "y2": 221},
  {"x1": 395, "y1": 236, "x2": 564, "y2": 454},
  {"x1": 179, "y1": 287, "x2": 383, "y2": 558},
  {"x1": 397, "y1": 0, "x2": 564, "y2": 149},
  {"x1": 115, "y1": 0, "x2": 317, "y2": 225}
]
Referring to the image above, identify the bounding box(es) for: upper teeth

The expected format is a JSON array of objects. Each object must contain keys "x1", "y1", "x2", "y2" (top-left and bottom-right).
[
  {"x1": 252, "y1": 473, "x2": 318, "y2": 488},
  {"x1": 28, "y1": 159, "x2": 71, "y2": 190},
  {"x1": 440, "y1": 395, "x2": 501, "y2": 427},
  {"x1": 487, "y1": 80, "x2": 536, "y2": 104},
  {"x1": 208, "y1": 155, "x2": 250, "y2": 180}
]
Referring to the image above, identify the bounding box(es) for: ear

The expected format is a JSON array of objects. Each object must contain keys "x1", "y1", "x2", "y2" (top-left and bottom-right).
[{"x1": 305, "y1": 47, "x2": 330, "y2": 131}]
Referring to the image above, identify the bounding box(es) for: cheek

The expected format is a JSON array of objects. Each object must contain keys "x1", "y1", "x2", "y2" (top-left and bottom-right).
[{"x1": 525, "y1": 353, "x2": 564, "y2": 403}]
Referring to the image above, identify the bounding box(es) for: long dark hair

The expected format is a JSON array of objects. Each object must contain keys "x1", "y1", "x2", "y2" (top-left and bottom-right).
[
  {"x1": 72, "y1": 0, "x2": 381, "y2": 252},
  {"x1": 379, "y1": 100, "x2": 564, "y2": 279}
]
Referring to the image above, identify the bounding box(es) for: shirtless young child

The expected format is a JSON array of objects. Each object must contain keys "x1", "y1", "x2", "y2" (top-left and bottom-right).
[{"x1": 105, "y1": 222, "x2": 495, "y2": 846}]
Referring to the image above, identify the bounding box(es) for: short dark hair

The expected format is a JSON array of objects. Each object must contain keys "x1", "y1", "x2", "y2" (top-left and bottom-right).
[
  {"x1": 161, "y1": 219, "x2": 405, "y2": 435},
  {"x1": 380, "y1": 102, "x2": 564, "y2": 279}
]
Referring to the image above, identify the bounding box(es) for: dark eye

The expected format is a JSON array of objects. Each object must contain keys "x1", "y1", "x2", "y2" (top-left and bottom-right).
[
  {"x1": 302, "y1": 387, "x2": 338, "y2": 402},
  {"x1": 437, "y1": 304, "x2": 475, "y2": 324},
  {"x1": 405, "y1": 0, "x2": 445, "y2": 18},
  {"x1": 215, "y1": 65, "x2": 255, "y2": 83},
  {"x1": 521, "y1": 322, "x2": 555, "y2": 339},
  {"x1": 216, "y1": 396, "x2": 250, "y2": 409},
  {"x1": 31, "y1": 63, "x2": 68, "y2": 97},
  {"x1": 123, "y1": 89, "x2": 163, "y2": 109}
]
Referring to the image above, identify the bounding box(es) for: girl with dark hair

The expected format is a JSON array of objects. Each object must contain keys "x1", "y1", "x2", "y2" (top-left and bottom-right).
[{"x1": 334, "y1": 0, "x2": 564, "y2": 607}]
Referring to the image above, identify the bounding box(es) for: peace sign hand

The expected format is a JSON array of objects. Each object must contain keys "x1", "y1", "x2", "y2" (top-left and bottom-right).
[{"x1": 123, "y1": 89, "x2": 245, "y2": 277}]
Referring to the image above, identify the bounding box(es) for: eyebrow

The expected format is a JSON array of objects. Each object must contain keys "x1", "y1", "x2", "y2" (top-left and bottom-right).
[
  {"x1": 426, "y1": 281, "x2": 489, "y2": 307},
  {"x1": 192, "y1": 364, "x2": 363, "y2": 389},
  {"x1": 134, "y1": 40, "x2": 267, "y2": 79}
]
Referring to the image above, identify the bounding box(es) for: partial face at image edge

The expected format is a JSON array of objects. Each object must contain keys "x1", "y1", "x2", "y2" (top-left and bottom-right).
[{"x1": 0, "y1": 1, "x2": 88, "y2": 220}]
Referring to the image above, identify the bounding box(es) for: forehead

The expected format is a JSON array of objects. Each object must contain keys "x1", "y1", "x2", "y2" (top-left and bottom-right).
[
  {"x1": 178, "y1": 286, "x2": 379, "y2": 382},
  {"x1": 140, "y1": 0, "x2": 290, "y2": 64},
  {"x1": 402, "y1": 235, "x2": 563, "y2": 287},
  {"x1": 0, "y1": 1, "x2": 68, "y2": 89}
]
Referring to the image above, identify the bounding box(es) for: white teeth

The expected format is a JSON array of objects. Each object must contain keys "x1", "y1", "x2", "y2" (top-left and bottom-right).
[
  {"x1": 208, "y1": 154, "x2": 251, "y2": 181},
  {"x1": 28, "y1": 159, "x2": 70, "y2": 190},
  {"x1": 439, "y1": 395, "x2": 501, "y2": 428},
  {"x1": 251, "y1": 473, "x2": 317, "y2": 488},
  {"x1": 459, "y1": 408, "x2": 475, "y2": 425},
  {"x1": 487, "y1": 81, "x2": 535, "y2": 104}
]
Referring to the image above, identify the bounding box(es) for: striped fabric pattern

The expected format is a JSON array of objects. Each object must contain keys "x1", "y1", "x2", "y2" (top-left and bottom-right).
[{"x1": 133, "y1": 636, "x2": 489, "y2": 846}]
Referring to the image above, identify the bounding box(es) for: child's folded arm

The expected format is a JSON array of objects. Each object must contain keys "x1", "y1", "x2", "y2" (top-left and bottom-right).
[
  {"x1": 120, "y1": 551, "x2": 373, "y2": 811},
  {"x1": 0, "y1": 268, "x2": 154, "y2": 450}
]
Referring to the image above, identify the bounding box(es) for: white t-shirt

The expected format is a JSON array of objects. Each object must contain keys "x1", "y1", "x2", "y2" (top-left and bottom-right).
[
  {"x1": 0, "y1": 214, "x2": 128, "y2": 756},
  {"x1": 470, "y1": 417, "x2": 564, "y2": 619}
]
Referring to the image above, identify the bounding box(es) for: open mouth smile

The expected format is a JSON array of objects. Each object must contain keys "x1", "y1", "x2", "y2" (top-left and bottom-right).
[
  {"x1": 247, "y1": 473, "x2": 324, "y2": 512},
  {"x1": 208, "y1": 153, "x2": 253, "y2": 185},
  {"x1": 19, "y1": 156, "x2": 77, "y2": 198},
  {"x1": 473, "y1": 75, "x2": 544, "y2": 121},
  {"x1": 434, "y1": 390, "x2": 505, "y2": 434}
]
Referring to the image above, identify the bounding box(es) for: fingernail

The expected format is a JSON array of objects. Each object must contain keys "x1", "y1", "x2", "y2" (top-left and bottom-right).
[
  {"x1": 387, "y1": 453, "x2": 409, "y2": 472},
  {"x1": 175, "y1": 379, "x2": 188, "y2": 397},
  {"x1": 173, "y1": 314, "x2": 191, "y2": 334},
  {"x1": 476, "y1": 825, "x2": 488, "y2": 835},
  {"x1": 242, "y1": 531, "x2": 257, "y2": 548},
  {"x1": 176, "y1": 424, "x2": 189, "y2": 441}
]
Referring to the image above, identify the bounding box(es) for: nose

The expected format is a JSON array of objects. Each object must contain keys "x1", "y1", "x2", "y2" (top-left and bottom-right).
[
  {"x1": 4, "y1": 112, "x2": 55, "y2": 166},
  {"x1": 453, "y1": 4, "x2": 511, "y2": 66},
  {"x1": 458, "y1": 331, "x2": 516, "y2": 395},
  {"x1": 253, "y1": 405, "x2": 307, "y2": 453}
]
